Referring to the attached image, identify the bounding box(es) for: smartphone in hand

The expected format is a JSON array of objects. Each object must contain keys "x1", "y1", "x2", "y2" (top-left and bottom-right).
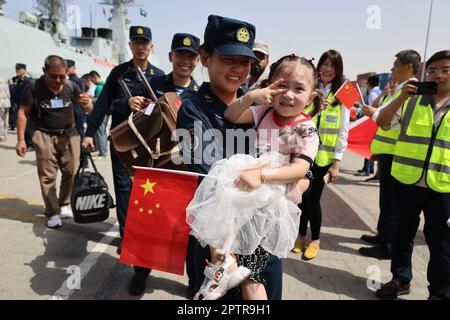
[{"x1": 408, "y1": 81, "x2": 438, "y2": 95}]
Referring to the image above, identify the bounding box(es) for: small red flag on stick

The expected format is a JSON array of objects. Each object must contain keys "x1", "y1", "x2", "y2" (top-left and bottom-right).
[
  {"x1": 120, "y1": 167, "x2": 198, "y2": 276},
  {"x1": 335, "y1": 80, "x2": 363, "y2": 110}
]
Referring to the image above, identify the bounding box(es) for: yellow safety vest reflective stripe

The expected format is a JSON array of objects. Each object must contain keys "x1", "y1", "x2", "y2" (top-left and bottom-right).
[
  {"x1": 370, "y1": 90, "x2": 404, "y2": 155},
  {"x1": 391, "y1": 96, "x2": 450, "y2": 193},
  {"x1": 314, "y1": 92, "x2": 343, "y2": 167}
]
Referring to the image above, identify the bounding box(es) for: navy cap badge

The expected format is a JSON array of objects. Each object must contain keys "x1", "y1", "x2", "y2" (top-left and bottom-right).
[
  {"x1": 236, "y1": 27, "x2": 250, "y2": 43},
  {"x1": 183, "y1": 37, "x2": 192, "y2": 46},
  {"x1": 137, "y1": 27, "x2": 144, "y2": 35}
]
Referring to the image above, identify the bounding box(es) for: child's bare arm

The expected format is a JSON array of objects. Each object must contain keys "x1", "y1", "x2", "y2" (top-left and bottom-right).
[
  {"x1": 224, "y1": 93, "x2": 255, "y2": 124},
  {"x1": 234, "y1": 158, "x2": 310, "y2": 192},
  {"x1": 224, "y1": 79, "x2": 287, "y2": 124},
  {"x1": 262, "y1": 158, "x2": 310, "y2": 184}
]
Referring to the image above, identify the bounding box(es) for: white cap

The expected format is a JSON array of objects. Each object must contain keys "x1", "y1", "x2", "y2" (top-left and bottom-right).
[{"x1": 252, "y1": 41, "x2": 269, "y2": 56}]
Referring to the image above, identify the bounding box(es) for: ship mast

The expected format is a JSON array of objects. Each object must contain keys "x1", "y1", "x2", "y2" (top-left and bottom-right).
[
  {"x1": 35, "y1": 0, "x2": 66, "y2": 21},
  {"x1": 35, "y1": 0, "x2": 70, "y2": 44},
  {"x1": 100, "y1": 0, "x2": 142, "y2": 64}
]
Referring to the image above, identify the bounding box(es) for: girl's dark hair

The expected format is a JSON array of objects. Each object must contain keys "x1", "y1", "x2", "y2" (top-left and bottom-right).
[
  {"x1": 267, "y1": 54, "x2": 322, "y2": 117},
  {"x1": 317, "y1": 49, "x2": 344, "y2": 106}
]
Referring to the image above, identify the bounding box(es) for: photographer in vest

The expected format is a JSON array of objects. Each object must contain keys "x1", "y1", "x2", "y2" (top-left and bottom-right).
[
  {"x1": 374, "y1": 50, "x2": 450, "y2": 300},
  {"x1": 16, "y1": 55, "x2": 93, "y2": 228},
  {"x1": 360, "y1": 50, "x2": 421, "y2": 260}
]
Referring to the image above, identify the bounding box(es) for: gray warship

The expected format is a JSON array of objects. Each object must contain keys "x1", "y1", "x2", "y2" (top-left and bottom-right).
[{"x1": 0, "y1": 0, "x2": 160, "y2": 80}]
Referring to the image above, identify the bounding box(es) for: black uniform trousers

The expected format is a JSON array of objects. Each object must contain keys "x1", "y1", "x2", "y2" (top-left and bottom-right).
[
  {"x1": 391, "y1": 180, "x2": 450, "y2": 299},
  {"x1": 376, "y1": 154, "x2": 397, "y2": 248}
]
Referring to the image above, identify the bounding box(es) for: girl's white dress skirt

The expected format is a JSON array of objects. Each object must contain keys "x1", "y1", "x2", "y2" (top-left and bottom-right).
[{"x1": 186, "y1": 151, "x2": 301, "y2": 259}]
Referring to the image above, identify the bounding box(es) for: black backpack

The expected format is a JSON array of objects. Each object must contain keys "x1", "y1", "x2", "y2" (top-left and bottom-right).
[{"x1": 71, "y1": 150, "x2": 115, "y2": 223}]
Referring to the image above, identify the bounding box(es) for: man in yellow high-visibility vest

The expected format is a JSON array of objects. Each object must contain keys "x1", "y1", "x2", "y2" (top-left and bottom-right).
[
  {"x1": 360, "y1": 50, "x2": 421, "y2": 260},
  {"x1": 373, "y1": 50, "x2": 450, "y2": 300}
]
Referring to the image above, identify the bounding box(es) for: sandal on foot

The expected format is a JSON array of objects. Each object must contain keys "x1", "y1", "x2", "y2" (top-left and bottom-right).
[{"x1": 194, "y1": 253, "x2": 250, "y2": 300}]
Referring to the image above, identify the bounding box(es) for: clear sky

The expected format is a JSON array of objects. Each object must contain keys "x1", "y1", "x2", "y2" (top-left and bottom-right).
[{"x1": 3, "y1": 0, "x2": 449, "y2": 79}]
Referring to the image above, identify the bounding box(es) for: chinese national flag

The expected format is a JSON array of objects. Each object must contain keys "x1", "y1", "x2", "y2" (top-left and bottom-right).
[
  {"x1": 347, "y1": 116, "x2": 379, "y2": 159},
  {"x1": 120, "y1": 167, "x2": 198, "y2": 276},
  {"x1": 335, "y1": 80, "x2": 363, "y2": 110}
]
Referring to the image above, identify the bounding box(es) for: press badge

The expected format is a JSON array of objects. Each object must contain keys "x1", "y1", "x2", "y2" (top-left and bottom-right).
[
  {"x1": 144, "y1": 103, "x2": 155, "y2": 115},
  {"x1": 50, "y1": 98, "x2": 64, "y2": 109},
  {"x1": 325, "y1": 115, "x2": 337, "y2": 123}
]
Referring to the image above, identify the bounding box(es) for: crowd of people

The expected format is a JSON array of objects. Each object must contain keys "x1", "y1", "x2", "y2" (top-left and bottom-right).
[{"x1": 0, "y1": 13, "x2": 448, "y2": 301}]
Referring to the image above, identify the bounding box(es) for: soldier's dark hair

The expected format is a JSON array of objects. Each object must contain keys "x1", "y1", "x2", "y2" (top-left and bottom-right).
[
  {"x1": 199, "y1": 43, "x2": 214, "y2": 55},
  {"x1": 89, "y1": 70, "x2": 101, "y2": 78},
  {"x1": 268, "y1": 54, "x2": 322, "y2": 118},
  {"x1": 81, "y1": 74, "x2": 91, "y2": 80},
  {"x1": 44, "y1": 55, "x2": 66, "y2": 70},
  {"x1": 395, "y1": 50, "x2": 421, "y2": 74},
  {"x1": 426, "y1": 50, "x2": 450, "y2": 69}
]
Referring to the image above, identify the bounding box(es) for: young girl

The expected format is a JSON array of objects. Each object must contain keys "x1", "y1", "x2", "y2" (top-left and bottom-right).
[
  {"x1": 186, "y1": 54, "x2": 321, "y2": 300},
  {"x1": 292, "y1": 50, "x2": 350, "y2": 260}
]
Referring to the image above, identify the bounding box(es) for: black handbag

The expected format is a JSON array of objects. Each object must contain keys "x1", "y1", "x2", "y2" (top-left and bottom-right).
[{"x1": 71, "y1": 149, "x2": 115, "y2": 223}]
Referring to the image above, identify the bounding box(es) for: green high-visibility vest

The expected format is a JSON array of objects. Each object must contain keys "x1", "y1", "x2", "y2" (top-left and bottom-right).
[
  {"x1": 309, "y1": 92, "x2": 343, "y2": 167},
  {"x1": 370, "y1": 90, "x2": 404, "y2": 155},
  {"x1": 391, "y1": 96, "x2": 450, "y2": 193}
]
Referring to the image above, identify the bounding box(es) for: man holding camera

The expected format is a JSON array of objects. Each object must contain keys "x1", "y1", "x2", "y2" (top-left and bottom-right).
[{"x1": 373, "y1": 50, "x2": 450, "y2": 300}]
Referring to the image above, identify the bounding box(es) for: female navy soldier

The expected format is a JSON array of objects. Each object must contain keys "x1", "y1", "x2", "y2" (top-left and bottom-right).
[{"x1": 176, "y1": 14, "x2": 283, "y2": 300}]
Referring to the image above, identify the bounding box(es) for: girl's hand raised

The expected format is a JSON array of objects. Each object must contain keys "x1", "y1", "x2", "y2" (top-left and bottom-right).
[{"x1": 247, "y1": 78, "x2": 288, "y2": 106}]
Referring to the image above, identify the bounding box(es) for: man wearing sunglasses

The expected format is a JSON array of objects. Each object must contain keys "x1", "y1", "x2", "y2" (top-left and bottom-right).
[{"x1": 15, "y1": 55, "x2": 93, "y2": 228}]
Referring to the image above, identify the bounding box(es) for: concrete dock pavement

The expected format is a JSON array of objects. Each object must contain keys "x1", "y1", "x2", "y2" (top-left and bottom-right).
[{"x1": 0, "y1": 130, "x2": 430, "y2": 300}]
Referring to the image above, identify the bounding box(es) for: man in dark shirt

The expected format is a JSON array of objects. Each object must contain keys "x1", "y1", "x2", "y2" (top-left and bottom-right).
[
  {"x1": 82, "y1": 26, "x2": 164, "y2": 296},
  {"x1": 16, "y1": 55, "x2": 92, "y2": 228}
]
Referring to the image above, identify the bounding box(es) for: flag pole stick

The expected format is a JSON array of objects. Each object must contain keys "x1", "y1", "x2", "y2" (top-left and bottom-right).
[
  {"x1": 421, "y1": 0, "x2": 434, "y2": 81},
  {"x1": 133, "y1": 166, "x2": 235, "y2": 182},
  {"x1": 133, "y1": 166, "x2": 208, "y2": 178}
]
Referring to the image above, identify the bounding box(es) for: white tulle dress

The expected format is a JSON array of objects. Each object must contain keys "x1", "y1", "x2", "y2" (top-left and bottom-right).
[
  {"x1": 186, "y1": 151, "x2": 301, "y2": 259},
  {"x1": 185, "y1": 116, "x2": 320, "y2": 259}
]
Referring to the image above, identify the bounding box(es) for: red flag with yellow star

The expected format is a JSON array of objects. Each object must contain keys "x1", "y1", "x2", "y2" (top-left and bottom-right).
[
  {"x1": 334, "y1": 80, "x2": 363, "y2": 110},
  {"x1": 119, "y1": 167, "x2": 198, "y2": 276}
]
